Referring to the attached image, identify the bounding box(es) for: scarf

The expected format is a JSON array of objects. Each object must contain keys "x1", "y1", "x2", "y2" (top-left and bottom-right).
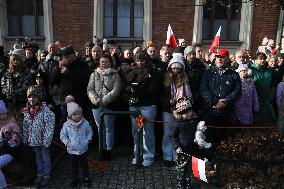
[
  {"x1": 67, "y1": 117, "x2": 83, "y2": 129},
  {"x1": 170, "y1": 82, "x2": 192, "y2": 105}
]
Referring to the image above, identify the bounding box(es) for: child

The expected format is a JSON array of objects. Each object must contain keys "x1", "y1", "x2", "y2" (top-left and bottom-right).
[
  {"x1": 60, "y1": 101, "x2": 93, "y2": 188},
  {"x1": 0, "y1": 100, "x2": 21, "y2": 188},
  {"x1": 235, "y1": 64, "x2": 259, "y2": 124},
  {"x1": 22, "y1": 85, "x2": 55, "y2": 187}
]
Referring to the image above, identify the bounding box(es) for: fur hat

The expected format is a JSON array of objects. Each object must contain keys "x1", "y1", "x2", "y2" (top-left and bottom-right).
[
  {"x1": 27, "y1": 85, "x2": 42, "y2": 100},
  {"x1": 0, "y1": 100, "x2": 7, "y2": 114},
  {"x1": 67, "y1": 102, "x2": 82, "y2": 117},
  {"x1": 175, "y1": 97, "x2": 192, "y2": 114},
  {"x1": 183, "y1": 45, "x2": 194, "y2": 58},
  {"x1": 168, "y1": 53, "x2": 185, "y2": 69}
]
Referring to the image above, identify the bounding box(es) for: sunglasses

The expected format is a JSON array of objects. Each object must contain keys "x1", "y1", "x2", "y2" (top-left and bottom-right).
[{"x1": 215, "y1": 55, "x2": 225, "y2": 58}]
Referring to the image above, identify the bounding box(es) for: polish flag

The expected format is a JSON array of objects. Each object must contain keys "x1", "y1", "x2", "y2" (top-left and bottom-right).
[
  {"x1": 166, "y1": 24, "x2": 177, "y2": 48},
  {"x1": 192, "y1": 156, "x2": 208, "y2": 183},
  {"x1": 209, "y1": 26, "x2": 221, "y2": 52}
]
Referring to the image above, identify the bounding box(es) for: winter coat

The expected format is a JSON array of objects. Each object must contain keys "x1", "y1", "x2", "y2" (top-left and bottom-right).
[
  {"x1": 185, "y1": 59, "x2": 206, "y2": 112},
  {"x1": 128, "y1": 68, "x2": 162, "y2": 106},
  {"x1": 22, "y1": 104, "x2": 55, "y2": 147},
  {"x1": 49, "y1": 58, "x2": 92, "y2": 106},
  {"x1": 251, "y1": 63, "x2": 273, "y2": 103},
  {"x1": 1, "y1": 68, "x2": 33, "y2": 104},
  {"x1": 60, "y1": 118, "x2": 93, "y2": 155},
  {"x1": 234, "y1": 78, "x2": 259, "y2": 124},
  {"x1": 0, "y1": 116, "x2": 21, "y2": 147},
  {"x1": 200, "y1": 66, "x2": 242, "y2": 116},
  {"x1": 169, "y1": 119, "x2": 205, "y2": 157},
  {"x1": 87, "y1": 67, "x2": 121, "y2": 109}
]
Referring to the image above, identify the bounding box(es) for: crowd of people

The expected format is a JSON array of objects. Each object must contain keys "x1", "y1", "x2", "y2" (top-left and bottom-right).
[{"x1": 0, "y1": 36, "x2": 283, "y2": 188}]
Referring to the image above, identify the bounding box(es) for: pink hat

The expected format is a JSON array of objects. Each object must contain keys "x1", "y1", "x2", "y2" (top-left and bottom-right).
[{"x1": 67, "y1": 102, "x2": 82, "y2": 117}]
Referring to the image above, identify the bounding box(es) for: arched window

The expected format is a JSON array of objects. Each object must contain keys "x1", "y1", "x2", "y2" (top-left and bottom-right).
[
  {"x1": 104, "y1": 0, "x2": 143, "y2": 38},
  {"x1": 7, "y1": 0, "x2": 44, "y2": 36},
  {"x1": 202, "y1": 0, "x2": 241, "y2": 41}
]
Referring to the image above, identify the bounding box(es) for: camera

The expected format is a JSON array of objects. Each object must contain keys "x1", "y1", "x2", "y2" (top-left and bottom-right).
[{"x1": 128, "y1": 82, "x2": 139, "y2": 106}]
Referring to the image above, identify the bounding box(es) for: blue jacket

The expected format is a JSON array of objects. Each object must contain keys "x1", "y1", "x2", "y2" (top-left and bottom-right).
[{"x1": 60, "y1": 118, "x2": 93, "y2": 155}]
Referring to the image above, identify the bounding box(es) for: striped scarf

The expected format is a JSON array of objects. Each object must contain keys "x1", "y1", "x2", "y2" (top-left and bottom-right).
[{"x1": 170, "y1": 82, "x2": 192, "y2": 105}]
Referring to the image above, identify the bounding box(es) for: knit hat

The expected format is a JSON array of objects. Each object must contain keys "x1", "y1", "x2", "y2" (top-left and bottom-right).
[
  {"x1": 183, "y1": 46, "x2": 194, "y2": 58},
  {"x1": 178, "y1": 38, "x2": 186, "y2": 46},
  {"x1": 168, "y1": 53, "x2": 185, "y2": 69},
  {"x1": 262, "y1": 37, "x2": 269, "y2": 46},
  {"x1": 27, "y1": 85, "x2": 42, "y2": 100},
  {"x1": 175, "y1": 97, "x2": 192, "y2": 114},
  {"x1": 67, "y1": 102, "x2": 82, "y2": 117},
  {"x1": 235, "y1": 64, "x2": 249, "y2": 73},
  {"x1": 0, "y1": 100, "x2": 7, "y2": 114},
  {"x1": 12, "y1": 49, "x2": 25, "y2": 62}
]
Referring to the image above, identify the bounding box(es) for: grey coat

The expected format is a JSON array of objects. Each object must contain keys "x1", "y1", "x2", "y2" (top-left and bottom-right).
[{"x1": 87, "y1": 67, "x2": 121, "y2": 108}]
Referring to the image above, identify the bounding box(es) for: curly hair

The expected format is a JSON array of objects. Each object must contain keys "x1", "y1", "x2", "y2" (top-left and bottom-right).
[{"x1": 8, "y1": 54, "x2": 25, "y2": 74}]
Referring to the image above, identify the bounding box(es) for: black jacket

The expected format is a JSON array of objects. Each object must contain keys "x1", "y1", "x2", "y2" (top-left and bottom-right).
[{"x1": 200, "y1": 66, "x2": 242, "y2": 116}]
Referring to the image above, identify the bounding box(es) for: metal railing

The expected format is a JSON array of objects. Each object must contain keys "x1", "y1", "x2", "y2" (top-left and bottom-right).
[{"x1": 99, "y1": 110, "x2": 143, "y2": 167}]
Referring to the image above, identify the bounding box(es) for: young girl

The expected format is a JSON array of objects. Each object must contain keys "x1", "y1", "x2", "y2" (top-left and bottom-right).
[
  {"x1": 60, "y1": 101, "x2": 93, "y2": 188},
  {"x1": 167, "y1": 53, "x2": 202, "y2": 189},
  {"x1": 235, "y1": 64, "x2": 259, "y2": 124},
  {"x1": 22, "y1": 85, "x2": 55, "y2": 187}
]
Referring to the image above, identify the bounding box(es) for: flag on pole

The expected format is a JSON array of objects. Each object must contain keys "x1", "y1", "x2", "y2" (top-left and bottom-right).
[
  {"x1": 166, "y1": 24, "x2": 177, "y2": 48},
  {"x1": 209, "y1": 26, "x2": 221, "y2": 52},
  {"x1": 192, "y1": 156, "x2": 208, "y2": 183}
]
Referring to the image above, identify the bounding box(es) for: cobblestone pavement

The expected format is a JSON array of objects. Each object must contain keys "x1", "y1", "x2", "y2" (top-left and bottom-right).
[{"x1": 47, "y1": 146, "x2": 178, "y2": 189}]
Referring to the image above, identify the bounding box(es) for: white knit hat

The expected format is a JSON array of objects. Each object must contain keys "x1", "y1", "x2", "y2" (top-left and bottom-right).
[
  {"x1": 168, "y1": 53, "x2": 185, "y2": 69},
  {"x1": 67, "y1": 102, "x2": 82, "y2": 117},
  {"x1": 183, "y1": 45, "x2": 195, "y2": 58}
]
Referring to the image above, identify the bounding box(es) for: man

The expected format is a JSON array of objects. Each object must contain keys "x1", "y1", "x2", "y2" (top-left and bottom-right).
[
  {"x1": 200, "y1": 49, "x2": 241, "y2": 143},
  {"x1": 51, "y1": 46, "x2": 92, "y2": 122},
  {"x1": 184, "y1": 45, "x2": 206, "y2": 114},
  {"x1": 231, "y1": 50, "x2": 251, "y2": 70},
  {"x1": 84, "y1": 41, "x2": 94, "y2": 61},
  {"x1": 158, "y1": 45, "x2": 172, "y2": 71},
  {"x1": 87, "y1": 45, "x2": 103, "y2": 71}
]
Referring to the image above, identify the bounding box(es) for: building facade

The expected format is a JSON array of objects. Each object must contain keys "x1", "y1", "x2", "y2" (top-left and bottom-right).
[{"x1": 0, "y1": 0, "x2": 283, "y2": 55}]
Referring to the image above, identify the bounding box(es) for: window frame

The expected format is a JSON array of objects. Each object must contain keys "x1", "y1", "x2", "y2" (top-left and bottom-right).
[
  {"x1": 6, "y1": 0, "x2": 43, "y2": 37},
  {"x1": 103, "y1": 0, "x2": 143, "y2": 38},
  {"x1": 202, "y1": 0, "x2": 241, "y2": 41}
]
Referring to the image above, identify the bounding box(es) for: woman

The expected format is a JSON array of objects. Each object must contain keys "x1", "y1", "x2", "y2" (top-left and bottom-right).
[
  {"x1": 1, "y1": 49, "x2": 32, "y2": 114},
  {"x1": 128, "y1": 50, "x2": 162, "y2": 167},
  {"x1": 87, "y1": 54, "x2": 121, "y2": 160}
]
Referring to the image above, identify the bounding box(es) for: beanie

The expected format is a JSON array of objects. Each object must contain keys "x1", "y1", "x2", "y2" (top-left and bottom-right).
[
  {"x1": 12, "y1": 49, "x2": 26, "y2": 62},
  {"x1": 168, "y1": 53, "x2": 185, "y2": 69},
  {"x1": 67, "y1": 102, "x2": 82, "y2": 117},
  {"x1": 27, "y1": 85, "x2": 43, "y2": 100},
  {"x1": 0, "y1": 100, "x2": 7, "y2": 114},
  {"x1": 183, "y1": 46, "x2": 194, "y2": 58}
]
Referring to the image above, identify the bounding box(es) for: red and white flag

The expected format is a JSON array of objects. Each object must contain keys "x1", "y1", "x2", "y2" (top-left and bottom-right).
[
  {"x1": 166, "y1": 24, "x2": 177, "y2": 48},
  {"x1": 192, "y1": 156, "x2": 208, "y2": 183},
  {"x1": 209, "y1": 26, "x2": 221, "y2": 52}
]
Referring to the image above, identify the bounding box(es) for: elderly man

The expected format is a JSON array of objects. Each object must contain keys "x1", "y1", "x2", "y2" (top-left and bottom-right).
[
  {"x1": 200, "y1": 49, "x2": 241, "y2": 143},
  {"x1": 231, "y1": 50, "x2": 252, "y2": 70}
]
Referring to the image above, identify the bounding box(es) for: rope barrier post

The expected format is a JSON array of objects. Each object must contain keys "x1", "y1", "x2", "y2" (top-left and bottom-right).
[{"x1": 99, "y1": 110, "x2": 142, "y2": 166}]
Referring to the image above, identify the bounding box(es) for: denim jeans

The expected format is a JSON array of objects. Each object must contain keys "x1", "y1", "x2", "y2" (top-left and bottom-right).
[
  {"x1": 92, "y1": 107, "x2": 116, "y2": 150},
  {"x1": 162, "y1": 111, "x2": 177, "y2": 161},
  {"x1": 70, "y1": 153, "x2": 89, "y2": 182},
  {"x1": 130, "y1": 105, "x2": 157, "y2": 166},
  {"x1": 32, "y1": 146, "x2": 51, "y2": 178}
]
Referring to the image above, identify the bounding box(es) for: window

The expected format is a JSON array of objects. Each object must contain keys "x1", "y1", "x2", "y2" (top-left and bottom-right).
[
  {"x1": 104, "y1": 0, "x2": 143, "y2": 38},
  {"x1": 202, "y1": 0, "x2": 241, "y2": 41},
  {"x1": 7, "y1": 0, "x2": 44, "y2": 37}
]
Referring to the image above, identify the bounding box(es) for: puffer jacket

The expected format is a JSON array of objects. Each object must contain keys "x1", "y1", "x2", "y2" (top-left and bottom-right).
[
  {"x1": 87, "y1": 67, "x2": 121, "y2": 108},
  {"x1": 22, "y1": 104, "x2": 55, "y2": 147},
  {"x1": 60, "y1": 118, "x2": 93, "y2": 155},
  {"x1": 200, "y1": 66, "x2": 242, "y2": 116},
  {"x1": 1, "y1": 68, "x2": 33, "y2": 103}
]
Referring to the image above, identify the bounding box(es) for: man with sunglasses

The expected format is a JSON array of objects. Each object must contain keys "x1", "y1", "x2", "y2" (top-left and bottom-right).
[{"x1": 200, "y1": 49, "x2": 241, "y2": 145}]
